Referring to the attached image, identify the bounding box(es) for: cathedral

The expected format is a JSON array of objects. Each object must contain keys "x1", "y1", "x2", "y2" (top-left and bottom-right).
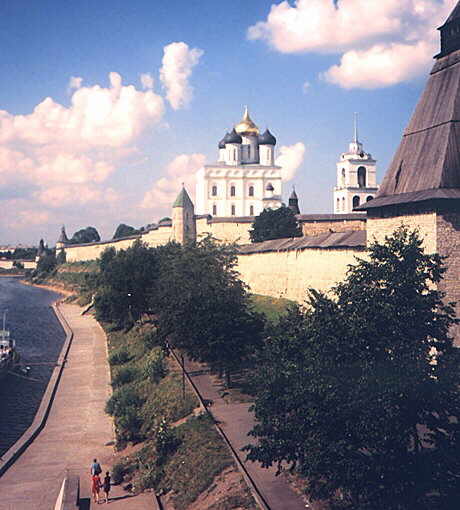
[{"x1": 195, "y1": 107, "x2": 282, "y2": 217}]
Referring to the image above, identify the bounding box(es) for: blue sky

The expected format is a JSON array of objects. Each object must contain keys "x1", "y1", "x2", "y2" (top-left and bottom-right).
[{"x1": 0, "y1": 0, "x2": 455, "y2": 244}]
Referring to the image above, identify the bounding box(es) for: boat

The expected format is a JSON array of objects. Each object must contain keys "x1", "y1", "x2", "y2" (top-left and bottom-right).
[{"x1": 0, "y1": 312, "x2": 19, "y2": 380}]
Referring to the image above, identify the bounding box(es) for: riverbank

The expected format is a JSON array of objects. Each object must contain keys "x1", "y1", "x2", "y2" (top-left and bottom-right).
[
  {"x1": 0, "y1": 303, "x2": 153, "y2": 509},
  {"x1": 20, "y1": 278, "x2": 75, "y2": 297}
]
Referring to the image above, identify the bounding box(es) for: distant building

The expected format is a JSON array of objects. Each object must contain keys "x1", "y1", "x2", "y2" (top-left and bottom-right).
[
  {"x1": 196, "y1": 107, "x2": 282, "y2": 217},
  {"x1": 334, "y1": 118, "x2": 379, "y2": 213}
]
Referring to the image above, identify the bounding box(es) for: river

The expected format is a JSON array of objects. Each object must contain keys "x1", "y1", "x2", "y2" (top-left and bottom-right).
[{"x1": 0, "y1": 277, "x2": 65, "y2": 457}]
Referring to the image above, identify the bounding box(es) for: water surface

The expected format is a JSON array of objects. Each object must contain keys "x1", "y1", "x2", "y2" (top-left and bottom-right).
[{"x1": 0, "y1": 278, "x2": 65, "y2": 456}]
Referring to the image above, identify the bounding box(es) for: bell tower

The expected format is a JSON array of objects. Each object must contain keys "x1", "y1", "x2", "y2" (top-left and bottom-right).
[{"x1": 333, "y1": 115, "x2": 379, "y2": 213}]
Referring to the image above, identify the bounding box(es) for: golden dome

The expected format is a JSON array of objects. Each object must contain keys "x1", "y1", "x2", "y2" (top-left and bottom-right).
[{"x1": 234, "y1": 106, "x2": 259, "y2": 136}]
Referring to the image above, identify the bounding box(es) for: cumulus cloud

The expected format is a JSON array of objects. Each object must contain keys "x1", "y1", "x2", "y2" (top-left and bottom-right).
[
  {"x1": 0, "y1": 72, "x2": 166, "y2": 239},
  {"x1": 68, "y1": 76, "x2": 83, "y2": 92},
  {"x1": 140, "y1": 73, "x2": 154, "y2": 90},
  {"x1": 275, "y1": 142, "x2": 305, "y2": 181},
  {"x1": 160, "y1": 42, "x2": 204, "y2": 109},
  {"x1": 248, "y1": 0, "x2": 457, "y2": 89},
  {"x1": 141, "y1": 153, "x2": 206, "y2": 209}
]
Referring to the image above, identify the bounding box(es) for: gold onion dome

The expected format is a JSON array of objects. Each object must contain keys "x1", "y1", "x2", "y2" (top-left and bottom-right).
[{"x1": 234, "y1": 106, "x2": 259, "y2": 136}]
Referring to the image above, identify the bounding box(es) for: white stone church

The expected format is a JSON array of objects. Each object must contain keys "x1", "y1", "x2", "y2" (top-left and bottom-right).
[
  {"x1": 196, "y1": 107, "x2": 379, "y2": 217},
  {"x1": 196, "y1": 108, "x2": 282, "y2": 217}
]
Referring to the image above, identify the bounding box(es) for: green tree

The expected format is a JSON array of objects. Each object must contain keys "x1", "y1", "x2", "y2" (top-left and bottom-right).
[
  {"x1": 249, "y1": 205, "x2": 302, "y2": 243},
  {"x1": 156, "y1": 237, "x2": 264, "y2": 385},
  {"x1": 112, "y1": 223, "x2": 140, "y2": 240},
  {"x1": 56, "y1": 249, "x2": 66, "y2": 264},
  {"x1": 245, "y1": 227, "x2": 460, "y2": 510},
  {"x1": 69, "y1": 226, "x2": 100, "y2": 244},
  {"x1": 94, "y1": 241, "x2": 159, "y2": 327},
  {"x1": 36, "y1": 251, "x2": 57, "y2": 275}
]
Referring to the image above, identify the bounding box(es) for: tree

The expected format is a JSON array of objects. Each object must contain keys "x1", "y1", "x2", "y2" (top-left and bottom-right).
[
  {"x1": 112, "y1": 223, "x2": 140, "y2": 240},
  {"x1": 56, "y1": 249, "x2": 66, "y2": 264},
  {"x1": 156, "y1": 237, "x2": 264, "y2": 385},
  {"x1": 249, "y1": 205, "x2": 302, "y2": 243},
  {"x1": 94, "y1": 242, "x2": 159, "y2": 327},
  {"x1": 36, "y1": 251, "x2": 57, "y2": 275},
  {"x1": 245, "y1": 227, "x2": 460, "y2": 510},
  {"x1": 69, "y1": 226, "x2": 100, "y2": 244}
]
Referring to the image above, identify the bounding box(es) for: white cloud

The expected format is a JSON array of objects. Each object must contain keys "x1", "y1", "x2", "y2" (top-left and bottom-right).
[
  {"x1": 140, "y1": 73, "x2": 154, "y2": 90},
  {"x1": 323, "y1": 40, "x2": 433, "y2": 89},
  {"x1": 275, "y1": 142, "x2": 305, "y2": 181},
  {"x1": 302, "y1": 81, "x2": 310, "y2": 93},
  {"x1": 160, "y1": 42, "x2": 204, "y2": 110},
  {"x1": 248, "y1": 0, "x2": 457, "y2": 89},
  {"x1": 68, "y1": 76, "x2": 83, "y2": 92},
  {"x1": 0, "y1": 72, "x2": 166, "y2": 231},
  {"x1": 141, "y1": 153, "x2": 206, "y2": 209}
]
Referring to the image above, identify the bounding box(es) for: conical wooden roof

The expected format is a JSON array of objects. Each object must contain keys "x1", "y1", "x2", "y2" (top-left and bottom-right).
[{"x1": 359, "y1": 2, "x2": 460, "y2": 211}]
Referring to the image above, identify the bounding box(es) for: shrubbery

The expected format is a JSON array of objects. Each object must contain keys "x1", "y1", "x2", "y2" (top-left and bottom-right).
[{"x1": 143, "y1": 348, "x2": 168, "y2": 383}]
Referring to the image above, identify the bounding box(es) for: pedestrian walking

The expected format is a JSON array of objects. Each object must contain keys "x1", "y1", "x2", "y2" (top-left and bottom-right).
[
  {"x1": 91, "y1": 458, "x2": 102, "y2": 476},
  {"x1": 103, "y1": 471, "x2": 111, "y2": 503},
  {"x1": 91, "y1": 474, "x2": 102, "y2": 504}
]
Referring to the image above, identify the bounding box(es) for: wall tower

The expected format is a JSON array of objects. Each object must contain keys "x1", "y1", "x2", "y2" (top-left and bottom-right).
[{"x1": 172, "y1": 186, "x2": 196, "y2": 244}]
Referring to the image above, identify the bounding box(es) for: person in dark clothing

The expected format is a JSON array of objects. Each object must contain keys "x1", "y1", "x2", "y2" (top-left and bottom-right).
[{"x1": 103, "y1": 471, "x2": 111, "y2": 504}]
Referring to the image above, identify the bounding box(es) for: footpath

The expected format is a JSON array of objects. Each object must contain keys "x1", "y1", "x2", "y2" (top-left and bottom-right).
[
  {"x1": 0, "y1": 303, "x2": 152, "y2": 510},
  {"x1": 181, "y1": 357, "x2": 308, "y2": 510}
]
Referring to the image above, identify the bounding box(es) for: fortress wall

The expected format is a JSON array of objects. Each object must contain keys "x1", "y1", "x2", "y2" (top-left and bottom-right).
[
  {"x1": 366, "y1": 210, "x2": 438, "y2": 253},
  {"x1": 301, "y1": 218, "x2": 366, "y2": 237},
  {"x1": 0, "y1": 260, "x2": 36, "y2": 269},
  {"x1": 141, "y1": 225, "x2": 173, "y2": 247},
  {"x1": 65, "y1": 237, "x2": 138, "y2": 262},
  {"x1": 236, "y1": 247, "x2": 364, "y2": 303},
  {"x1": 436, "y1": 209, "x2": 460, "y2": 345},
  {"x1": 197, "y1": 219, "x2": 252, "y2": 244}
]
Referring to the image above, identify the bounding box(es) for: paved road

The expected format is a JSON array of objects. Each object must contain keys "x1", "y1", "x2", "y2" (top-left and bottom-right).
[
  {"x1": 0, "y1": 304, "x2": 152, "y2": 510},
  {"x1": 183, "y1": 357, "x2": 308, "y2": 510}
]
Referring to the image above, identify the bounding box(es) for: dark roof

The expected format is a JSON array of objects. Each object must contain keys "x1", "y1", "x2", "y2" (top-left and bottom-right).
[
  {"x1": 209, "y1": 216, "x2": 254, "y2": 223},
  {"x1": 224, "y1": 128, "x2": 242, "y2": 144},
  {"x1": 442, "y1": 1, "x2": 460, "y2": 26},
  {"x1": 367, "y1": 38, "x2": 460, "y2": 209},
  {"x1": 259, "y1": 128, "x2": 276, "y2": 145},
  {"x1": 173, "y1": 187, "x2": 194, "y2": 208},
  {"x1": 297, "y1": 213, "x2": 366, "y2": 221},
  {"x1": 239, "y1": 230, "x2": 366, "y2": 255},
  {"x1": 356, "y1": 188, "x2": 460, "y2": 210}
]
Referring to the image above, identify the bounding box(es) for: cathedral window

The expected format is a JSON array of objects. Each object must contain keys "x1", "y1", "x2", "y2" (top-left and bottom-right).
[
  {"x1": 366, "y1": 195, "x2": 373, "y2": 202},
  {"x1": 357, "y1": 166, "x2": 367, "y2": 188},
  {"x1": 250, "y1": 205, "x2": 254, "y2": 216},
  {"x1": 212, "y1": 185, "x2": 217, "y2": 196},
  {"x1": 353, "y1": 196, "x2": 360, "y2": 208},
  {"x1": 213, "y1": 204, "x2": 217, "y2": 215},
  {"x1": 342, "y1": 197, "x2": 345, "y2": 210},
  {"x1": 336, "y1": 198, "x2": 340, "y2": 211},
  {"x1": 248, "y1": 185, "x2": 254, "y2": 197},
  {"x1": 231, "y1": 204, "x2": 236, "y2": 216},
  {"x1": 230, "y1": 185, "x2": 236, "y2": 197},
  {"x1": 341, "y1": 168, "x2": 346, "y2": 186}
]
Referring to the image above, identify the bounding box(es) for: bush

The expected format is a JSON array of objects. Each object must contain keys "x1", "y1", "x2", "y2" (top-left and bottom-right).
[
  {"x1": 143, "y1": 329, "x2": 162, "y2": 349},
  {"x1": 106, "y1": 386, "x2": 144, "y2": 417},
  {"x1": 117, "y1": 406, "x2": 143, "y2": 442},
  {"x1": 143, "y1": 348, "x2": 168, "y2": 384},
  {"x1": 112, "y1": 366, "x2": 138, "y2": 388},
  {"x1": 109, "y1": 348, "x2": 130, "y2": 366},
  {"x1": 112, "y1": 461, "x2": 127, "y2": 485}
]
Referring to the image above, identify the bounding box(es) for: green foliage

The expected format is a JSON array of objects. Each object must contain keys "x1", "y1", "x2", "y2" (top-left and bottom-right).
[
  {"x1": 111, "y1": 460, "x2": 127, "y2": 485},
  {"x1": 12, "y1": 260, "x2": 24, "y2": 269},
  {"x1": 36, "y1": 252, "x2": 57, "y2": 275},
  {"x1": 143, "y1": 347, "x2": 168, "y2": 383},
  {"x1": 249, "y1": 205, "x2": 302, "y2": 243},
  {"x1": 112, "y1": 223, "x2": 140, "y2": 240},
  {"x1": 156, "y1": 236, "x2": 264, "y2": 385},
  {"x1": 95, "y1": 241, "x2": 160, "y2": 327},
  {"x1": 68, "y1": 226, "x2": 100, "y2": 244},
  {"x1": 155, "y1": 417, "x2": 180, "y2": 463},
  {"x1": 245, "y1": 227, "x2": 460, "y2": 510},
  {"x1": 109, "y1": 347, "x2": 130, "y2": 366},
  {"x1": 56, "y1": 249, "x2": 66, "y2": 264},
  {"x1": 249, "y1": 294, "x2": 295, "y2": 323},
  {"x1": 105, "y1": 386, "x2": 144, "y2": 418},
  {"x1": 111, "y1": 366, "x2": 138, "y2": 387},
  {"x1": 0, "y1": 247, "x2": 37, "y2": 260}
]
